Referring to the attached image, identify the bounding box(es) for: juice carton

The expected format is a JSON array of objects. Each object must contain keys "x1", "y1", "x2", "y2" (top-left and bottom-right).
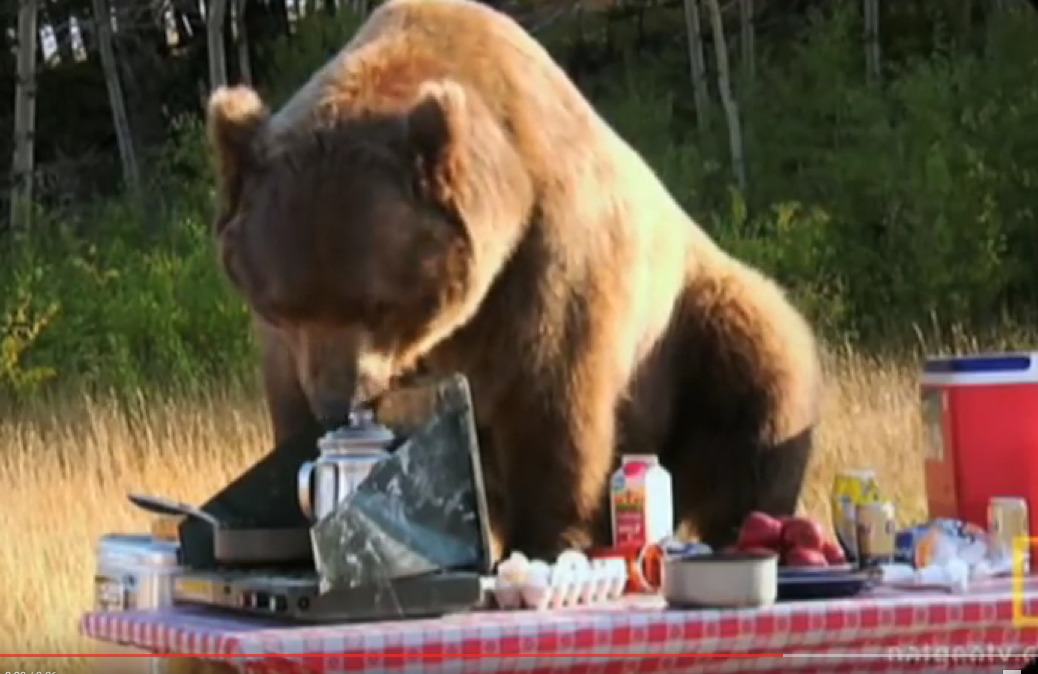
[{"x1": 610, "y1": 454, "x2": 674, "y2": 549}]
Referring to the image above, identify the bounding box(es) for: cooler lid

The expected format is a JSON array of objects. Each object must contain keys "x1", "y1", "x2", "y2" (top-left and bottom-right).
[
  {"x1": 921, "y1": 352, "x2": 1038, "y2": 387},
  {"x1": 97, "y1": 534, "x2": 180, "y2": 568}
]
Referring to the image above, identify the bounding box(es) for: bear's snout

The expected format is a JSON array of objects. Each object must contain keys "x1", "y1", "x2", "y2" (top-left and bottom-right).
[
  {"x1": 311, "y1": 392, "x2": 355, "y2": 431},
  {"x1": 306, "y1": 372, "x2": 393, "y2": 430}
]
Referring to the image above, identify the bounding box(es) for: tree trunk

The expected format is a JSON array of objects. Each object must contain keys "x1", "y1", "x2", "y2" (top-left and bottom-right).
[
  {"x1": 739, "y1": 0, "x2": 754, "y2": 84},
  {"x1": 207, "y1": 0, "x2": 229, "y2": 91},
  {"x1": 222, "y1": 0, "x2": 238, "y2": 81},
  {"x1": 704, "y1": 0, "x2": 746, "y2": 193},
  {"x1": 91, "y1": 0, "x2": 140, "y2": 196},
  {"x1": 234, "y1": 0, "x2": 252, "y2": 85},
  {"x1": 864, "y1": 0, "x2": 880, "y2": 84},
  {"x1": 682, "y1": 0, "x2": 709, "y2": 134},
  {"x1": 10, "y1": 0, "x2": 40, "y2": 232}
]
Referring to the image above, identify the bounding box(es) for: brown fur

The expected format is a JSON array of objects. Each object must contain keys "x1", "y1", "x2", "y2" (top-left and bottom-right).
[{"x1": 205, "y1": 0, "x2": 823, "y2": 560}]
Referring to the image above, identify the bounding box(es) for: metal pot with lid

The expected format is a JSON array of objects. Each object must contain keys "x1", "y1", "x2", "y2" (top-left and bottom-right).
[{"x1": 298, "y1": 407, "x2": 396, "y2": 523}]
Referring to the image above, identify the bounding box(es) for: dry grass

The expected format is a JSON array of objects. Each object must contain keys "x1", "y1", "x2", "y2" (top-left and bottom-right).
[{"x1": 0, "y1": 347, "x2": 930, "y2": 669}]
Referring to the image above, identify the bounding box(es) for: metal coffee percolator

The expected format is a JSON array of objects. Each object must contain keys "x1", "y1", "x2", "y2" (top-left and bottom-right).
[{"x1": 297, "y1": 407, "x2": 396, "y2": 523}]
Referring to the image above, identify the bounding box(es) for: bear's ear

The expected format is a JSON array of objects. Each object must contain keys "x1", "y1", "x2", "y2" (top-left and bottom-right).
[
  {"x1": 206, "y1": 85, "x2": 270, "y2": 231},
  {"x1": 405, "y1": 80, "x2": 468, "y2": 206}
]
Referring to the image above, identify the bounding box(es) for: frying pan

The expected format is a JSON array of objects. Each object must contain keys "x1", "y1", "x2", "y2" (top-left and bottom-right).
[{"x1": 127, "y1": 493, "x2": 313, "y2": 564}]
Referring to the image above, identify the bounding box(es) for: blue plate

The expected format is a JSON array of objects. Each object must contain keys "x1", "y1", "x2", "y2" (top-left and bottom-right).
[
  {"x1": 778, "y1": 563, "x2": 854, "y2": 577},
  {"x1": 777, "y1": 566, "x2": 872, "y2": 601}
]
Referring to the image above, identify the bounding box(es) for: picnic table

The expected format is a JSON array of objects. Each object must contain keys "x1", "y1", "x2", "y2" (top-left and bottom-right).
[{"x1": 81, "y1": 576, "x2": 1038, "y2": 674}]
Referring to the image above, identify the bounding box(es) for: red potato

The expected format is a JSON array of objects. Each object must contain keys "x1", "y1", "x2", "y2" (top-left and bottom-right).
[
  {"x1": 784, "y1": 546, "x2": 829, "y2": 567},
  {"x1": 738, "y1": 546, "x2": 777, "y2": 557},
  {"x1": 781, "y1": 517, "x2": 826, "y2": 552},
  {"x1": 737, "y1": 511, "x2": 784, "y2": 550},
  {"x1": 821, "y1": 539, "x2": 846, "y2": 564}
]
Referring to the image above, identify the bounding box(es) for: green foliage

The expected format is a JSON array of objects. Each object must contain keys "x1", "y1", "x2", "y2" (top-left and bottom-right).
[
  {"x1": 3, "y1": 4, "x2": 1038, "y2": 399},
  {"x1": 0, "y1": 119, "x2": 255, "y2": 400},
  {"x1": 260, "y1": 8, "x2": 367, "y2": 107},
  {"x1": 606, "y1": 3, "x2": 1038, "y2": 343}
]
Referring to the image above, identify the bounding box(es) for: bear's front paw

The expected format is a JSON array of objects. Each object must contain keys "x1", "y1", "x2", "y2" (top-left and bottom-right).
[
  {"x1": 559, "y1": 525, "x2": 594, "y2": 551},
  {"x1": 513, "y1": 525, "x2": 594, "y2": 561}
]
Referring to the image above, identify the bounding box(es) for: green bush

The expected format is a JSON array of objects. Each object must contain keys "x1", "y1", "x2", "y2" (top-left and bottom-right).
[
  {"x1": 0, "y1": 119, "x2": 255, "y2": 400},
  {"x1": 2, "y1": 3, "x2": 1038, "y2": 399},
  {"x1": 604, "y1": 4, "x2": 1038, "y2": 341}
]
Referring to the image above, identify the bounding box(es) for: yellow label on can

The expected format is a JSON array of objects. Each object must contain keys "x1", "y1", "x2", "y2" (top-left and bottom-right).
[
  {"x1": 832, "y1": 470, "x2": 882, "y2": 504},
  {"x1": 831, "y1": 470, "x2": 883, "y2": 559}
]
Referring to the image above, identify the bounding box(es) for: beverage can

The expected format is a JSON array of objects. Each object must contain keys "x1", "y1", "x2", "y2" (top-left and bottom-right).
[
  {"x1": 830, "y1": 469, "x2": 882, "y2": 563},
  {"x1": 856, "y1": 501, "x2": 897, "y2": 565},
  {"x1": 988, "y1": 496, "x2": 1030, "y2": 570},
  {"x1": 610, "y1": 455, "x2": 673, "y2": 550}
]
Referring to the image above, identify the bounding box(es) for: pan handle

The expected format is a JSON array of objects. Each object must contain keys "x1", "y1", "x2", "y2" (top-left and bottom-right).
[
  {"x1": 127, "y1": 493, "x2": 221, "y2": 528},
  {"x1": 298, "y1": 460, "x2": 316, "y2": 521}
]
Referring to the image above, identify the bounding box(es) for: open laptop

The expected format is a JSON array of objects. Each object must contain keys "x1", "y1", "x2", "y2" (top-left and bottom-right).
[{"x1": 172, "y1": 374, "x2": 499, "y2": 623}]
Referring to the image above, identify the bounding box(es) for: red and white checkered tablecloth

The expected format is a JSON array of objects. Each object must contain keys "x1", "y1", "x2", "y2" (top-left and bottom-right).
[{"x1": 81, "y1": 577, "x2": 1038, "y2": 674}]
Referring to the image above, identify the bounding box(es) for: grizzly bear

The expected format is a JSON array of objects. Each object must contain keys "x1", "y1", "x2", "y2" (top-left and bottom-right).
[{"x1": 205, "y1": 0, "x2": 823, "y2": 560}]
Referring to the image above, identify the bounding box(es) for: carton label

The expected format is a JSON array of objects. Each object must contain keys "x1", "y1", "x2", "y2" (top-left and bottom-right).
[{"x1": 613, "y1": 482, "x2": 647, "y2": 547}]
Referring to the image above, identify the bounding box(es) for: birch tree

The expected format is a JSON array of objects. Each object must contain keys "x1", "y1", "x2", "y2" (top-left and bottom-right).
[
  {"x1": 704, "y1": 0, "x2": 746, "y2": 193},
  {"x1": 91, "y1": 0, "x2": 140, "y2": 195},
  {"x1": 739, "y1": 0, "x2": 754, "y2": 84},
  {"x1": 682, "y1": 0, "x2": 709, "y2": 134},
  {"x1": 863, "y1": 0, "x2": 880, "y2": 84},
  {"x1": 207, "y1": 0, "x2": 229, "y2": 91},
  {"x1": 234, "y1": 0, "x2": 252, "y2": 84},
  {"x1": 10, "y1": 0, "x2": 40, "y2": 231}
]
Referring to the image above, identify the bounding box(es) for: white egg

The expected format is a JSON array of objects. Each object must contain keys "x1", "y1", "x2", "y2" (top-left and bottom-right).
[
  {"x1": 550, "y1": 561, "x2": 572, "y2": 585},
  {"x1": 549, "y1": 564, "x2": 570, "y2": 604},
  {"x1": 578, "y1": 564, "x2": 600, "y2": 604},
  {"x1": 607, "y1": 558, "x2": 628, "y2": 599},
  {"x1": 521, "y1": 560, "x2": 552, "y2": 610},
  {"x1": 566, "y1": 566, "x2": 589, "y2": 605},
  {"x1": 520, "y1": 582, "x2": 550, "y2": 610},
  {"x1": 527, "y1": 560, "x2": 551, "y2": 586},
  {"x1": 493, "y1": 577, "x2": 523, "y2": 610},
  {"x1": 556, "y1": 550, "x2": 590, "y2": 573},
  {"x1": 497, "y1": 552, "x2": 531, "y2": 584}
]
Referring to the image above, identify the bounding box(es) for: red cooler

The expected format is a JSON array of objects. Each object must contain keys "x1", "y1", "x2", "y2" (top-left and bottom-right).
[{"x1": 921, "y1": 352, "x2": 1038, "y2": 561}]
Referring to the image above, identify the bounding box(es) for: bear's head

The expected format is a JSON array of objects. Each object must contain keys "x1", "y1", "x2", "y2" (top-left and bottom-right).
[{"x1": 205, "y1": 75, "x2": 532, "y2": 429}]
